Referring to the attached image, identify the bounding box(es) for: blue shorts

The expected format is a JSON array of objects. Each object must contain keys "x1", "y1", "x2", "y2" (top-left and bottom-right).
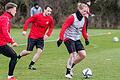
[
  {"x1": 64, "y1": 39, "x2": 84, "y2": 54},
  {"x1": 27, "y1": 38, "x2": 44, "y2": 51}
]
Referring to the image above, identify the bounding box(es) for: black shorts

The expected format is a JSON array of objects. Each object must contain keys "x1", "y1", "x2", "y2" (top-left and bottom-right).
[
  {"x1": 0, "y1": 45, "x2": 17, "y2": 57},
  {"x1": 64, "y1": 39, "x2": 85, "y2": 54},
  {"x1": 27, "y1": 38, "x2": 44, "y2": 51}
]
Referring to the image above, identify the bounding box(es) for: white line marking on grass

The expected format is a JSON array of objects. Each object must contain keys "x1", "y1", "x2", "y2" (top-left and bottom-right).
[
  {"x1": 89, "y1": 32, "x2": 111, "y2": 36},
  {"x1": 17, "y1": 32, "x2": 111, "y2": 47},
  {"x1": 106, "y1": 59, "x2": 111, "y2": 61}
]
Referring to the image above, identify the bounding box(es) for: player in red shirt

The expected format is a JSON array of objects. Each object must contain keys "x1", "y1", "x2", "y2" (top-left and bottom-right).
[
  {"x1": 0, "y1": 2, "x2": 18, "y2": 80},
  {"x1": 17, "y1": 5, "x2": 54, "y2": 70},
  {"x1": 57, "y1": 3, "x2": 89, "y2": 79}
]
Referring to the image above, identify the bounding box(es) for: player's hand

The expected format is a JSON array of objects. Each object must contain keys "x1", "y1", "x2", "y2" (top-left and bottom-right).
[
  {"x1": 44, "y1": 35, "x2": 49, "y2": 40},
  {"x1": 57, "y1": 39, "x2": 62, "y2": 47},
  {"x1": 12, "y1": 42, "x2": 18, "y2": 47},
  {"x1": 85, "y1": 40, "x2": 89, "y2": 46},
  {"x1": 22, "y1": 31, "x2": 26, "y2": 36}
]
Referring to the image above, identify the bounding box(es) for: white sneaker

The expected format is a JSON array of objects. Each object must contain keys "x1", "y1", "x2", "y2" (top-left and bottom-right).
[
  {"x1": 65, "y1": 74, "x2": 72, "y2": 79},
  {"x1": 70, "y1": 68, "x2": 73, "y2": 76}
]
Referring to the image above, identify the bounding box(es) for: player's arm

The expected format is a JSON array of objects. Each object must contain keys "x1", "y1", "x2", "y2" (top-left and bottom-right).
[
  {"x1": 82, "y1": 17, "x2": 89, "y2": 45},
  {"x1": 22, "y1": 16, "x2": 36, "y2": 35},
  {"x1": 57, "y1": 15, "x2": 74, "y2": 47},
  {"x1": 1, "y1": 19, "x2": 15, "y2": 45},
  {"x1": 46, "y1": 17, "x2": 54, "y2": 37},
  {"x1": 59, "y1": 15, "x2": 74, "y2": 40}
]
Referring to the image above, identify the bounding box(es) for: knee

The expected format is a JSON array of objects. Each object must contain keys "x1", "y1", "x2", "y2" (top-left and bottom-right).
[
  {"x1": 70, "y1": 52, "x2": 77, "y2": 60},
  {"x1": 81, "y1": 53, "x2": 86, "y2": 59},
  {"x1": 27, "y1": 51, "x2": 31, "y2": 54},
  {"x1": 24, "y1": 50, "x2": 31, "y2": 54},
  {"x1": 37, "y1": 48, "x2": 43, "y2": 54},
  {"x1": 78, "y1": 51, "x2": 86, "y2": 59}
]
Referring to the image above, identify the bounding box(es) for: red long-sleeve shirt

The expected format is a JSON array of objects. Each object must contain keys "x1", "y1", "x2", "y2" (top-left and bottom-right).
[
  {"x1": 0, "y1": 12, "x2": 14, "y2": 46},
  {"x1": 59, "y1": 14, "x2": 88, "y2": 41},
  {"x1": 23, "y1": 13, "x2": 54, "y2": 39}
]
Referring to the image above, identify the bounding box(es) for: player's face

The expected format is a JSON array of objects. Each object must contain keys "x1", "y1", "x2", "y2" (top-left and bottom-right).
[
  {"x1": 79, "y1": 4, "x2": 89, "y2": 17},
  {"x1": 10, "y1": 7, "x2": 17, "y2": 16},
  {"x1": 44, "y1": 7, "x2": 52, "y2": 16}
]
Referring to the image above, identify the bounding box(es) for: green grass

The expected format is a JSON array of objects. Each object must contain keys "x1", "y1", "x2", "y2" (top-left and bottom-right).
[{"x1": 0, "y1": 28, "x2": 120, "y2": 80}]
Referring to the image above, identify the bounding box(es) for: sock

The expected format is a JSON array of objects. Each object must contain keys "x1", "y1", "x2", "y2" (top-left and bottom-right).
[
  {"x1": 8, "y1": 75, "x2": 13, "y2": 79},
  {"x1": 29, "y1": 61, "x2": 35, "y2": 67},
  {"x1": 17, "y1": 55, "x2": 21, "y2": 59},
  {"x1": 66, "y1": 68, "x2": 71, "y2": 75},
  {"x1": 71, "y1": 63, "x2": 75, "y2": 68}
]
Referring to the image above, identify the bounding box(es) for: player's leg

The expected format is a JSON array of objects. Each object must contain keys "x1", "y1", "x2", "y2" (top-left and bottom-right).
[
  {"x1": 28, "y1": 48, "x2": 43, "y2": 70},
  {"x1": 69, "y1": 40, "x2": 86, "y2": 77},
  {"x1": 74, "y1": 50, "x2": 86, "y2": 64},
  {"x1": 0, "y1": 45, "x2": 17, "y2": 80},
  {"x1": 28, "y1": 38, "x2": 44, "y2": 70},
  {"x1": 64, "y1": 39, "x2": 77, "y2": 79},
  {"x1": 18, "y1": 50, "x2": 31, "y2": 58},
  {"x1": 71, "y1": 40, "x2": 86, "y2": 68},
  {"x1": 17, "y1": 38, "x2": 35, "y2": 59}
]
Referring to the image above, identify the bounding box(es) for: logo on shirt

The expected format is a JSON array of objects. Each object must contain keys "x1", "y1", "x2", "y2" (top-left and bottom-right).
[{"x1": 46, "y1": 21, "x2": 49, "y2": 24}]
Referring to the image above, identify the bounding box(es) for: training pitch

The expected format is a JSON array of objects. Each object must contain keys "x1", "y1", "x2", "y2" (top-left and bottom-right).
[{"x1": 0, "y1": 28, "x2": 120, "y2": 80}]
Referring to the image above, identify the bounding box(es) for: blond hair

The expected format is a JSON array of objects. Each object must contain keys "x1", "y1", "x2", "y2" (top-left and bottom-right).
[
  {"x1": 5, "y1": 2, "x2": 17, "y2": 10},
  {"x1": 77, "y1": 2, "x2": 87, "y2": 10}
]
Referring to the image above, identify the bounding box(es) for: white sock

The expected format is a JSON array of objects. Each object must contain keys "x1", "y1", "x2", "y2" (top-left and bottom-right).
[{"x1": 8, "y1": 76, "x2": 13, "y2": 79}]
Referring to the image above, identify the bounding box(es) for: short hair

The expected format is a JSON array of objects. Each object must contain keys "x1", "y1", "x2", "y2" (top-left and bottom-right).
[
  {"x1": 5, "y1": 2, "x2": 17, "y2": 10},
  {"x1": 44, "y1": 5, "x2": 53, "y2": 10},
  {"x1": 34, "y1": 3, "x2": 39, "y2": 7},
  {"x1": 77, "y1": 2, "x2": 87, "y2": 10}
]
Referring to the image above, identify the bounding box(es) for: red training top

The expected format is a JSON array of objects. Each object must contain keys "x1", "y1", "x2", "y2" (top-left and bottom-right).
[
  {"x1": 23, "y1": 13, "x2": 54, "y2": 39},
  {"x1": 0, "y1": 12, "x2": 14, "y2": 46}
]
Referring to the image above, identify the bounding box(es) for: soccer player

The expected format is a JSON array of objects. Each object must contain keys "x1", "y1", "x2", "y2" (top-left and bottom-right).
[
  {"x1": 0, "y1": 2, "x2": 18, "y2": 80},
  {"x1": 30, "y1": 3, "x2": 42, "y2": 16},
  {"x1": 17, "y1": 5, "x2": 54, "y2": 70},
  {"x1": 57, "y1": 3, "x2": 90, "y2": 79}
]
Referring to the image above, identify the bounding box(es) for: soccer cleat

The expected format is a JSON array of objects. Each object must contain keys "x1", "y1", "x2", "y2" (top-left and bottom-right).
[
  {"x1": 8, "y1": 77, "x2": 17, "y2": 80},
  {"x1": 70, "y1": 68, "x2": 73, "y2": 76},
  {"x1": 28, "y1": 66, "x2": 37, "y2": 70},
  {"x1": 65, "y1": 74, "x2": 72, "y2": 79}
]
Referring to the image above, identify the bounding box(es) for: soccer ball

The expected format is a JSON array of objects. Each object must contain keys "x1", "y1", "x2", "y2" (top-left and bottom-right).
[
  {"x1": 112, "y1": 37, "x2": 119, "y2": 42},
  {"x1": 82, "y1": 68, "x2": 92, "y2": 78}
]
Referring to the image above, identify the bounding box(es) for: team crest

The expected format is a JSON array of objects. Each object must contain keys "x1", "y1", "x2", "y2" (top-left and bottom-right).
[{"x1": 46, "y1": 21, "x2": 49, "y2": 24}]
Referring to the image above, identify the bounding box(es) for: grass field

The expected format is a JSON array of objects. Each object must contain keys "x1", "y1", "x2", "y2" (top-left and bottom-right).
[{"x1": 0, "y1": 28, "x2": 120, "y2": 80}]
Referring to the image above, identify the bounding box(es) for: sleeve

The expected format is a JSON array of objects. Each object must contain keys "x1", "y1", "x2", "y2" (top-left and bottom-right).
[
  {"x1": 30, "y1": 7, "x2": 34, "y2": 16},
  {"x1": 46, "y1": 17, "x2": 54, "y2": 36},
  {"x1": 1, "y1": 19, "x2": 14, "y2": 44},
  {"x1": 23, "y1": 16, "x2": 35, "y2": 31},
  {"x1": 82, "y1": 17, "x2": 88, "y2": 40},
  {"x1": 59, "y1": 15, "x2": 74, "y2": 40}
]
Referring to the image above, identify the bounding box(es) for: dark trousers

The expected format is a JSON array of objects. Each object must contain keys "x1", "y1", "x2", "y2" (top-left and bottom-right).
[{"x1": 0, "y1": 45, "x2": 17, "y2": 76}]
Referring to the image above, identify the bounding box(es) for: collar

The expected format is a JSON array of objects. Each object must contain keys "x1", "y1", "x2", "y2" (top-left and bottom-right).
[
  {"x1": 76, "y1": 10, "x2": 83, "y2": 21},
  {"x1": 3, "y1": 12, "x2": 13, "y2": 19}
]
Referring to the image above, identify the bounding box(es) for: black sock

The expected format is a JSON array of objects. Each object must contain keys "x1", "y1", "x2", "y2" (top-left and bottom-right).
[
  {"x1": 71, "y1": 63, "x2": 75, "y2": 68},
  {"x1": 29, "y1": 61, "x2": 35, "y2": 67},
  {"x1": 17, "y1": 55, "x2": 21, "y2": 59},
  {"x1": 66, "y1": 68, "x2": 71, "y2": 75}
]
